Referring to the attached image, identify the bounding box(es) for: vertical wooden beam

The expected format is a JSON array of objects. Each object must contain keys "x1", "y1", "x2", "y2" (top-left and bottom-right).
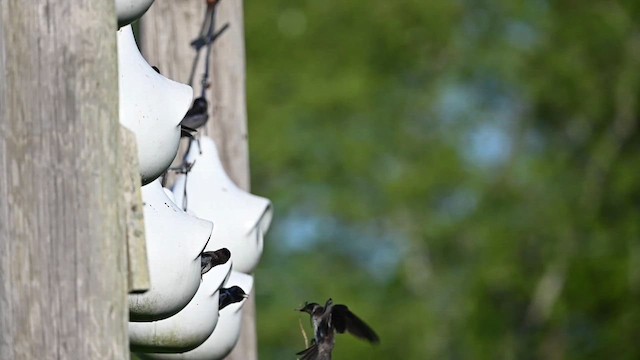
[
  {"x1": 140, "y1": 1, "x2": 256, "y2": 359},
  {"x1": 138, "y1": 0, "x2": 204, "y2": 85},
  {"x1": 0, "y1": 2, "x2": 128, "y2": 360},
  {"x1": 203, "y1": 1, "x2": 251, "y2": 191},
  {"x1": 203, "y1": 3, "x2": 255, "y2": 359},
  {"x1": 121, "y1": 127, "x2": 150, "y2": 294}
]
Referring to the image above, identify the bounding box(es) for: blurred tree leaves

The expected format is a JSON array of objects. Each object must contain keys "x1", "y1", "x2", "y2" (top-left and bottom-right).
[{"x1": 246, "y1": 0, "x2": 640, "y2": 358}]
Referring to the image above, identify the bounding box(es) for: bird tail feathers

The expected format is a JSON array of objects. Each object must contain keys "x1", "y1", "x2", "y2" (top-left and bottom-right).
[{"x1": 296, "y1": 343, "x2": 319, "y2": 360}]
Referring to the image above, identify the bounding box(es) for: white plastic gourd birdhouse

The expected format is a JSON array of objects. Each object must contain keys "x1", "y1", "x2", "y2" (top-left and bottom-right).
[
  {"x1": 173, "y1": 136, "x2": 273, "y2": 273},
  {"x1": 130, "y1": 258, "x2": 233, "y2": 353},
  {"x1": 118, "y1": 25, "x2": 193, "y2": 185},
  {"x1": 129, "y1": 179, "x2": 213, "y2": 321},
  {"x1": 137, "y1": 272, "x2": 254, "y2": 360},
  {"x1": 116, "y1": 0, "x2": 155, "y2": 27}
]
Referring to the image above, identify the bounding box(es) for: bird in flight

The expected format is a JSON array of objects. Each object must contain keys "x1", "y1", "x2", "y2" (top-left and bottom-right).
[{"x1": 297, "y1": 298, "x2": 379, "y2": 360}]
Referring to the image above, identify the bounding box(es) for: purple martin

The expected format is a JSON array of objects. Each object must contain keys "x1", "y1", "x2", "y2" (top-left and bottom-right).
[
  {"x1": 180, "y1": 97, "x2": 209, "y2": 131},
  {"x1": 200, "y1": 248, "x2": 231, "y2": 276},
  {"x1": 297, "y1": 299, "x2": 379, "y2": 360},
  {"x1": 218, "y1": 286, "x2": 248, "y2": 310}
]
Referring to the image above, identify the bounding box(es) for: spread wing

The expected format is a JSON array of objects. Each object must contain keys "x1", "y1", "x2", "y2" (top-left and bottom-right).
[{"x1": 331, "y1": 305, "x2": 380, "y2": 344}]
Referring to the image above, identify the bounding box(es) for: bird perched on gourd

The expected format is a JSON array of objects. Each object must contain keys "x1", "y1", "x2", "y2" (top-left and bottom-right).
[
  {"x1": 180, "y1": 97, "x2": 209, "y2": 131},
  {"x1": 219, "y1": 286, "x2": 248, "y2": 310},
  {"x1": 200, "y1": 248, "x2": 231, "y2": 276}
]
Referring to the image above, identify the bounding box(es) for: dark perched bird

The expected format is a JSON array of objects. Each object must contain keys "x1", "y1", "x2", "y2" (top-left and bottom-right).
[
  {"x1": 200, "y1": 248, "x2": 231, "y2": 276},
  {"x1": 218, "y1": 286, "x2": 248, "y2": 310},
  {"x1": 180, "y1": 97, "x2": 209, "y2": 131},
  {"x1": 297, "y1": 299, "x2": 379, "y2": 360}
]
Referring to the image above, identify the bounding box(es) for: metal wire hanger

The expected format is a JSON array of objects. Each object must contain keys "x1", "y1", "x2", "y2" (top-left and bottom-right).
[
  {"x1": 181, "y1": 0, "x2": 230, "y2": 133},
  {"x1": 163, "y1": 0, "x2": 230, "y2": 210}
]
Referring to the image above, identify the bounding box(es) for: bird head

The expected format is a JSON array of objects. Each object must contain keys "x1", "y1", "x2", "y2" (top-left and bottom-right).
[
  {"x1": 200, "y1": 248, "x2": 232, "y2": 276},
  {"x1": 218, "y1": 286, "x2": 248, "y2": 310},
  {"x1": 225, "y1": 285, "x2": 247, "y2": 298},
  {"x1": 298, "y1": 302, "x2": 320, "y2": 315}
]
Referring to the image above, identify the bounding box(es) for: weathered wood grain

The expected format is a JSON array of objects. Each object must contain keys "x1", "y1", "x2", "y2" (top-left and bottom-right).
[
  {"x1": 120, "y1": 127, "x2": 149, "y2": 294},
  {"x1": 0, "y1": 2, "x2": 129, "y2": 359}
]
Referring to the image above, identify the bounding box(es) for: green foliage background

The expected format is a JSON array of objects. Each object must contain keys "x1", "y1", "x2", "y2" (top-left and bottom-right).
[{"x1": 245, "y1": 1, "x2": 640, "y2": 359}]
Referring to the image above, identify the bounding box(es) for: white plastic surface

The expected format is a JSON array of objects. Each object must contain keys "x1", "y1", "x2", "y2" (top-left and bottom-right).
[
  {"x1": 118, "y1": 25, "x2": 193, "y2": 185},
  {"x1": 137, "y1": 272, "x2": 254, "y2": 360},
  {"x1": 173, "y1": 137, "x2": 273, "y2": 273},
  {"x1": 129, "y1": 180, "x2": 213, "y2": 321},
  {"x1": 129, "y1": 260, "x2": 233, "y2": 353}
]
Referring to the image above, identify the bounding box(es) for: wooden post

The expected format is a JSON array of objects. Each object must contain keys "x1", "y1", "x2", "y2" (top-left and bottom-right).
[
  {"x1": 140, "y1": 1, "x2": 256, "y2": 359},
  {"x1": 202, "y1": 4, "x2": 255, "y2": 359},
  {"x1": 0, "y1": 2, "x2": 129, "y2": 360},
  {"x1": 121, "y1": 127, "x2": 150, "y2": 294}
]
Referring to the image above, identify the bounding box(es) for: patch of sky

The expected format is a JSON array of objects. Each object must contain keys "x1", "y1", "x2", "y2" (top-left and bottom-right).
[
  {"x1": 275, "y1": 210, "x2": 331, "y2": 252},
  {"x1": 467, "y1": 122, "x2": 512, "y2": 167},
  {"x1": 435, "y1": 78, "x2": 525, "y2": 169},
  {"x1": 336, "y1": 221, "x2": 407, "y2": 282},
  {"x1": 274, "y1": 210, "x2": 406, "y2": 283}
]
